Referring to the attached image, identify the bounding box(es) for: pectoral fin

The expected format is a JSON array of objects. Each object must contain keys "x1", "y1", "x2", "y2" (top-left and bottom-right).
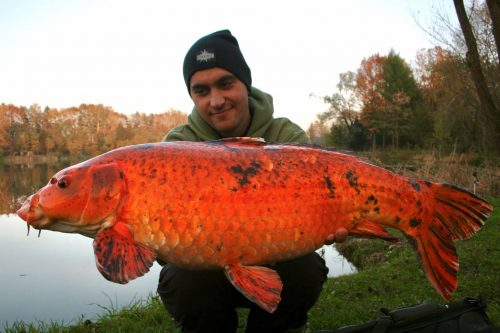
[
  {"x1": 224, "y1": 264, "x2": 282, "y2": 313},
  {"x1": 93, "y1": 222, "x2": 155, "y2": 284}
]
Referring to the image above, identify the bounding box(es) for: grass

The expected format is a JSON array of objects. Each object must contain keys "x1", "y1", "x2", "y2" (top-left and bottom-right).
[
  {"x1": 2, "y1": 296, "x2": 178, "y2": 333},
  {"x1": 309, "y1": 198, "x2": 500, "y2": 330},
  {"x1": 4, "y1": 197, "x2": 499, "y2": 332},
  {"x1": 365, "y1": 149, "x2": 500, "y2": 198}
]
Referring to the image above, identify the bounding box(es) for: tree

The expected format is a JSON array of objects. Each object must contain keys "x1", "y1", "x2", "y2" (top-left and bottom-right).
[
  {"x1": 453, "y1": 0, "x2": 500, "y2": 136},
  {"x1": 356, "y1": 54, "x2": 388, "y2": 149},
  {"x1": 486, "y1": 0, "x2": 500, "y2": 58},
  {"x1": 0, "y1": 104, "x2": 23, "y2": 154},
  {"x1": 381, "y1": 51, "x2": 423, "y2": 148},
  {"x1": 415, "y1": 46, "x2": 487, "y2": 151},
  {"x1": 327, "y1": 119, "x2": 368, "y2": 150},
  {"x1": 0, "y1": 103, "x2": 188, "y2": 156},
  {"x1": 307, "y1": 120, "x2": 330, "y2": 145},
  {"x1": 417, "y1": 0, "x2": 500, "y2": 150},
  {"x1": 311, "y1": 71, "x2": 365, "y2": 147},
  {"x1": 321, "y1": 71, "x2": 360, "y2": 131},
  {"x1": 356, "y1": 52, "x2": 424, "y2": 149}
]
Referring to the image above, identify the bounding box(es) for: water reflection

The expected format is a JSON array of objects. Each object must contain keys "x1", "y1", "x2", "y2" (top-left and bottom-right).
[
  {"x1": 0, "y1": 163, "x2": 70, "y2": 214},
  {"x1": 0, "y1": 213, "x2": 163, "y2": 327},
  {"x1": 0, "y1": 164, "x2": 355, "y2": 326}
]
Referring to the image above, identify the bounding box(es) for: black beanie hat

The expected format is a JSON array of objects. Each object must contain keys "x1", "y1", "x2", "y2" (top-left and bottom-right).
[{"x1": 183, "y1": 30, "x2": 252, "y2": 94}]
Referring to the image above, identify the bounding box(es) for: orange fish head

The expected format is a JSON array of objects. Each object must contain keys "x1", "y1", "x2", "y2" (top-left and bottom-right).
[{"x1": 16, "y1": 162, "x2": 124, "y2": 237}]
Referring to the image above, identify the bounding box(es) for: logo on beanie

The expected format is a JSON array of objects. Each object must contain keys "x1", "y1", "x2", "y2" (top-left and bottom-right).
[{"x1": 196, "y1": 49, "x2": 215, "y2": 63}]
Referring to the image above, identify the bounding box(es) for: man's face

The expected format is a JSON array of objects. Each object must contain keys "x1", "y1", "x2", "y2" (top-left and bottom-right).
[{"x1": 189, "y1": 67, "x2": 250, "y2": 138}]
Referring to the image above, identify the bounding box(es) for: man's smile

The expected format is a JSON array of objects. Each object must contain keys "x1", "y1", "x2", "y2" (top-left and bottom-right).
[{"x1": 209, "y1": 107, "x2": 232, "y2": 117}]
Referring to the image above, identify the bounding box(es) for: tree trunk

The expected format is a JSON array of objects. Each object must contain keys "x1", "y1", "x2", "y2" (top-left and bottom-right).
[
  {"x1": 453, "y1": 0, "x2": 500, "y2": 133},
  {"x1": 486, "y1": 0, "x2": 500, "y2": 60}
]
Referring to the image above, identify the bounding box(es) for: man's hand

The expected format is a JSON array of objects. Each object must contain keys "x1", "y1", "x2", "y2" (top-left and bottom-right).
[{"x1": 324, "y1": 227, "x2": 348, "y2": 245}]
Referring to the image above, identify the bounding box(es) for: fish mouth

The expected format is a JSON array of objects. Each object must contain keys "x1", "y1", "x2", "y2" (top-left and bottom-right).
[
  {"x1": 17, "y1": 206, "x2": 51, "y2": 229},
  {"x1": 16, "y1": 195, "x2": 51, "y2": 229},
  {"x1": 16, "y1": 194, "x2": 104, "y2": 238}
]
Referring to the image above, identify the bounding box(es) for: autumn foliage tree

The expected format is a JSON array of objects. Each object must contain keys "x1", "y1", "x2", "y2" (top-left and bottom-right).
[
  {"x1": 308, "y1": 0, "x2": 499, "y2": 152},
  {"x1": 356, "y1": 53, "x2": 388, "y2": 149},
  {"x1": 416, "y1": 0, "x2": 500, "y2": 151},
  {"x1": 0, "y1": 103, "x2": 187, "y2": 157},
  {"x1": 355, "y1": 51, "x2": 426, "y2": 149}
]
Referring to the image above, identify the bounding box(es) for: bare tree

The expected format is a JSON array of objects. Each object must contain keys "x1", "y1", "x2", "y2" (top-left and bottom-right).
[
  {"x1": 453, "y1": 0, "x2": 500, "y2": 135},
  {"x1": 486, "y1": 0, "x2": 500, "y2": 57}
]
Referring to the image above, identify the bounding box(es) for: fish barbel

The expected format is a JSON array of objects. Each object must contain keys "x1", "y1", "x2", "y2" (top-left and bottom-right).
[{"x1": 16, "y1": 138, "x2": 492, "y2": 312}]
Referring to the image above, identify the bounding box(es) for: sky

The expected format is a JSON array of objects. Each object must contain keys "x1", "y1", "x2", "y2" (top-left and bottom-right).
[{"x1": 0, "y1": 0, "x2": 456, "y2": 131}]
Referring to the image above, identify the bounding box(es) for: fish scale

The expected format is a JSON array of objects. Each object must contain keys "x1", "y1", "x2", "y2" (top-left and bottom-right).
[
  {"x1": 123, "y1": 145, "x2": 383, "y2": 266},
  {"x1": 16, "y1": 138, "x2": 492, "y2": 313},
  {"x1": 117, "y1": 145, "x2": 331, "y2": 268}
]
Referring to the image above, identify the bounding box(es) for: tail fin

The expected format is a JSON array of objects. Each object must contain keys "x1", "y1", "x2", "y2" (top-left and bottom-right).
[{"x1": 415, "y1": 183, "x2": 492, "y2": 300}]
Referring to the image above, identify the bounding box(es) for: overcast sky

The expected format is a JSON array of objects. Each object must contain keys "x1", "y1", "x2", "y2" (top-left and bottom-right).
[{"x1": 0, "y1": 0, "x2": 456, "y2": 131}]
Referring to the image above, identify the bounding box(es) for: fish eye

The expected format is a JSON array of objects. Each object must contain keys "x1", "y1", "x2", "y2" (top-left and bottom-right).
[{"x1": 57, "y1": 177, "x2": 70, "y2": 189}]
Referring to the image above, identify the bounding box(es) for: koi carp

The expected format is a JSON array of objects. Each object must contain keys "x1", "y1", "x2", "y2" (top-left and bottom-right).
[{"x1": 16, "y1": 138, "x2": 492, "y2": 312}]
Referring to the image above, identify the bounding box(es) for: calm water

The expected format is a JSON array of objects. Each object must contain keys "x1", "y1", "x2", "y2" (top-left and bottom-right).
[{"x1": 0, "y1": 164, "x2": 355, "y2": 327}]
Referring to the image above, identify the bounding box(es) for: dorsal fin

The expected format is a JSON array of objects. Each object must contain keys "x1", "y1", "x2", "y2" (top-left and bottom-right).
[{"x1": 210, "y1": 137, "x2": 266, "y2": 147}]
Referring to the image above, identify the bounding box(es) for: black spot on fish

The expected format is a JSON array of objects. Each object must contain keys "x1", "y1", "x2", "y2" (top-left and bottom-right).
[
  {"x1": 324, "y1": 176, "x2": 336, "y2": 198},
  {"x1": 408, "y1": 179, "x2": 421, "y2": 192},
  {"x1": 231, "y1": 165, "x2": 244, "y2": 174},
  {"x1": 409, "y1": 217, "x2": 422, "y2": 228},
  {"x1": 247, "y1": 167, "x2": 258, "y2": 176},
  {"x1": 394, "y1": 216, "x2": 401, "y2": 224},
  {"x1": 229, "y1": 162, "x2": 260, "y2": 187},
  {"x1": 365, "y1": 194, "x2": 378, "y2": 205},
  {"x1": 345, "y1": 170, "x2": 361, "y2": 194},
  {"x1": 251, "y1": 161, "x2": 261, "y2": 169}
]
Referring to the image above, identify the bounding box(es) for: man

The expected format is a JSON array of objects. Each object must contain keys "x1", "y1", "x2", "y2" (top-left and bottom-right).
[{"x1": 158, "y1": 30, "x2": 343, "y2": 333}]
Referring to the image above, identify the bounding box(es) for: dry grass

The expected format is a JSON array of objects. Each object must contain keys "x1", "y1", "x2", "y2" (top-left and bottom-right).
[{"x1": 365, "y1": 149, "x2": 500, "y2": 199}]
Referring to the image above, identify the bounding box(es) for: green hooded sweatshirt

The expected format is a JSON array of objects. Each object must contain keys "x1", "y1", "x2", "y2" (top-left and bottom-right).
[{"x1": 163, "y1": 87, "x2": 310, "y2": 144}]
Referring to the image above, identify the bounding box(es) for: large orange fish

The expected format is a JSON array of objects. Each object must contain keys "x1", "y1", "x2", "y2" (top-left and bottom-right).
[{"x1": 16, "y1": 138, "x2": 492, "y2": 313}]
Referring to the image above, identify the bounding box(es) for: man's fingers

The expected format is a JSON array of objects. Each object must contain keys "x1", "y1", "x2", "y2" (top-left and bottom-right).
[{"x1": 324, "y1": 227, "x2": 348, "y2": 245}]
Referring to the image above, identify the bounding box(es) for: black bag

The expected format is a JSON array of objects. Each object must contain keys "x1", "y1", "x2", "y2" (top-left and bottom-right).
[{"x1": 317, "y1": 297, "x2": 500, "y2": 333}]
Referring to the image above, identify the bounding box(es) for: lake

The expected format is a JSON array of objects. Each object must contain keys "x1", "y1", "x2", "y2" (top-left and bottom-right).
[{"x1": 0, "y1": 163, "x2": 356, "y2": 327}]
